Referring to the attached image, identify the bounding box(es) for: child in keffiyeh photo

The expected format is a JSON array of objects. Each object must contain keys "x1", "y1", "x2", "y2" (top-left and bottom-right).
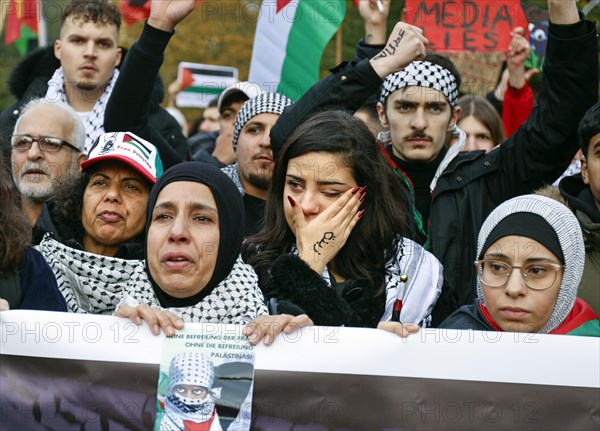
[{"x1": 160, "y1": 352, "x2": 223, "y2": 431}]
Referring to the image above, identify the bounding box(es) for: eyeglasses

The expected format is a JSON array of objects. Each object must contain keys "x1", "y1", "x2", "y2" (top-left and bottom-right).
[
  {"x1": 474, "y1": 259, "x2": 564, "y2": 291},
  {"x1": 11, "y1": 134, "x2": 80, "y2": 153}
]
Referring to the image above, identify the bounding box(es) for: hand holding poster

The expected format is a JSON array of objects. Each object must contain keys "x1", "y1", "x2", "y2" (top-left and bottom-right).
[{"x1": 405, "y1": 0, "x2": 529, "y2": 51}]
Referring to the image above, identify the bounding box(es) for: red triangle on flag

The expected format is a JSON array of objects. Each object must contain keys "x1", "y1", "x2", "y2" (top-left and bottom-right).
[
  {"x1": 5, "y1": 0, "x2": 39, "y2": 45},
  {"x1": 276, "y1": 0, "x2": 292, "y2": 14},
  {"x1": 180, "y1": 67, "x2": 194, "y2": 91}
]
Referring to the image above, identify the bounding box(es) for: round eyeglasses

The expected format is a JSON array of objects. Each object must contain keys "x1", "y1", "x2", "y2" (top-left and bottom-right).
[
  {"x1": 474, "y1": 259, "x2": 564, "y2": 291},
  {"x1": 11, "y1": 134, "x2": 80, "y2": 153}
]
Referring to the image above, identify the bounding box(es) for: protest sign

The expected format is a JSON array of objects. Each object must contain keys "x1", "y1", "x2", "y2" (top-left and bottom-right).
[
  {"x1": 1, "y1": 311, "x2": 598, "y2": 430},
  {"x1": 405, "y1": 0, "x2": 529, "y2": 52}
]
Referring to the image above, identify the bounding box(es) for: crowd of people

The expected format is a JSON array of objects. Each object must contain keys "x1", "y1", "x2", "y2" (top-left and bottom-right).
[{"x1": 1, "y1": 0, "x2": 598, "y2": 354}]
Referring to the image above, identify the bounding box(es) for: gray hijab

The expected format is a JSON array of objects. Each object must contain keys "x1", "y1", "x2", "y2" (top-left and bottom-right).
[{"x1": 476, "y1": 195, "x2": 585, "y2": 333}]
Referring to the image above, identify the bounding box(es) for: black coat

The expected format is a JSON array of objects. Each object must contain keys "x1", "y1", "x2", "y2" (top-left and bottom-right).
[
  {"x1": 0, "y1": 45, "x2": 188, "y2": 164},
  {"x1": 270, "y1": 19, "x2": 599, "y2": 325}
]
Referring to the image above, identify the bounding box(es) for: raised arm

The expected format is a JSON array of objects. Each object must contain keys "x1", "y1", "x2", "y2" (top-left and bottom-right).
[
  {"x1": 354, "y1": 0, "x2": 390, "y2": 61},
  {"x1": 502, "y1": 27, "x2": 536, "y2": 137},
  {"x1": 104, "y1": 0, "x2": 196, "y2": 168},
  {"x1": 548, "y1": 0, "x2": 579, "y2": 24},
  {"x1": 360, "y1": 0, "x2": 389, "y2": 45},
  {"x1": 491, "y1": 0, "x2": 597, "y2": 195},
  {"x1": 270, "y1": 21, "x2": 427, "y2": 153}
]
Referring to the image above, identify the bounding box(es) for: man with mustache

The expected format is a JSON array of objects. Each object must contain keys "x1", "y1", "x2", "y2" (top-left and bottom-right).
[
  {"x1": 270, "y1": 0, "x2": 597, "y2": 325},
  {"x1": 0, "y1": 0, "x2": 187, "y2": 161},
  {"x1": 10, "y1": 99, "x2": 86, "y2": 226},
  {"x1": 222, "y1": 93, "x2": 293, "y2": 237}
]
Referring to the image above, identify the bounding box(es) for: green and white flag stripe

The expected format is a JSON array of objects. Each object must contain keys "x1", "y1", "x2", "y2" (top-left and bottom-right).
[{"x1": 249, "y1": 0, "x2": 346, "y2": 101}]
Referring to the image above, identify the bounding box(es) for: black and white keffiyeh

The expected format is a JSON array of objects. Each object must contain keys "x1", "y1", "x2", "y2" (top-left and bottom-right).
[
  {"x1": 380, "y1": 237, "x2": 443, "y2": 327},
  {"x1": 37, "y1": 234, "x2": 145, "y2": 314},
  {"x1": 126, "y1": 162, "x2": 267, "y2": 322},
  {"x1": 45, "y1": 67, "x2": 120, "y2": 154},
  {"x1": 161, "y1": 352, "x2": 222, "y2": 430},
  {"x1": 231, "y1": 93, "x2": 293, "y2": 151},
  {"x1": 379, "y1": 61, "x2": 459, "y2": 107},
  {"x1": 220, "y1": 163, "x2": 245, "y2": 195},
  {"x1": 124, "y1": 255, "x2": 267, "y2": 323}
]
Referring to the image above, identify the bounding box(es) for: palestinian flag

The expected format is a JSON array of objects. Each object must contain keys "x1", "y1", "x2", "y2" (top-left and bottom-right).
[
  {"x1": 4, "y1": 0, "x2": 39, "y2": 55},
  {"x1": 175, "y1": 62, "x2": 239, "y2": 108},
  {"x1": 248, "y1": 0, "x2": 346, "y2": 101}
]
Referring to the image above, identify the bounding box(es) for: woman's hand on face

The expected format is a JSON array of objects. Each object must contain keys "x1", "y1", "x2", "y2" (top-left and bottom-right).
[
  {"x1": 0, "y1": 298, "x2": 9, "y2": 312},
  {"x1": 377, "y1": 321, "x2": 420, "y2": 338},
  {"x1": 116, "y1": 303, "x2": 185, "y2": 336},
  {"x1": 290, "y1": 187, "x2": 365, "y2": 274},
  {"x1": 243, "y1": 314, "x2": 313, "y2": 346}
]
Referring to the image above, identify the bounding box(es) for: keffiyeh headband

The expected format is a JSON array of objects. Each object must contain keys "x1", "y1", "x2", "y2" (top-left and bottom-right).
[
  {"x1": 379, "y1": 61, "x2": 459, "y2": 107},
  {"x1": 232, "y1": 92, "x2": 293, "y2": 151}
]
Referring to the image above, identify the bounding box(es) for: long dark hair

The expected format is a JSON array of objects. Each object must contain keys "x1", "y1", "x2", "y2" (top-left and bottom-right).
[
  {"x1": 243, "y1": 111, "x2": 415, "y2": 294},
  {"x1": 0, "y1": 150, "x2": 31, "y2": 270}
]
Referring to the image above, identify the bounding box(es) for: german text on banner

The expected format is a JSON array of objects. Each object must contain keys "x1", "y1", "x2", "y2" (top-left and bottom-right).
[{"x1": 1, "y1": 310, "x2": 599, "y2": 430}]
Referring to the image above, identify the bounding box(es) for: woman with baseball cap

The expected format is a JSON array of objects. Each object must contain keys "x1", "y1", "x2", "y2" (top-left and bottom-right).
[{"x1": 34, "y1": 131, "x2": 164, "y2": 314}]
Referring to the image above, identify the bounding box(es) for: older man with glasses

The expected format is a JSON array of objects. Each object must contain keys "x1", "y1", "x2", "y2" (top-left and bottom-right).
[{"x1": 10, "y1": 99, "x2": 86, "y2": 226}]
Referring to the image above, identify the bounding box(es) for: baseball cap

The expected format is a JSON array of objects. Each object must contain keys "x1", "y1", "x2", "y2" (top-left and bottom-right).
[
  {"x1": 81, "y1": 132, "x2": 163, "y2": 183},
  {"x1": 217, "y1": 81, "x2": 263, "y2": 113}
]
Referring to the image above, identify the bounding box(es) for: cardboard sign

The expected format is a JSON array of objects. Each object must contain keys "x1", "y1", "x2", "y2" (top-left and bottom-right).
[{"x1": 405, "y1": 0, "x2": 529, "y2": 52}]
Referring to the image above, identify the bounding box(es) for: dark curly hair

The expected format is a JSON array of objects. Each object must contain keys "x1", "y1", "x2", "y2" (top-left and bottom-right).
[
  {"x1": 51, "y1": 170, "x2": 89, "y2": 240},
  {"x1": 62, "y1": 0, "x2": 121, "y2": 29},
  {"x1": 0, "y1": 150, "x2": 31, "y2": 270},
  {"x1": 242, "y1": 110, "x2": 416, "y2": 296}
]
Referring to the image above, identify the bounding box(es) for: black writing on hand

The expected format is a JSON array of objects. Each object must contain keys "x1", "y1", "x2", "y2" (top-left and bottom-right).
[{"x1": 312, "y1": 232, "x2": 336, "y2": 256}]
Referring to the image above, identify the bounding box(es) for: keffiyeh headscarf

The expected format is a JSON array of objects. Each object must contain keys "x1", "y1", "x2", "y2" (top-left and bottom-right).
[
  {"x1": 45, "y1": 67, "x2": 120, "y2": 154},
  {"x1": 379, "y1": 61, "x2": 459, "y2": 107},
  {"x1": 231, "y1": 93, "x2": 293, "y2": 151},
  {"x1": 162, "y1": 352, "x2": 222, "y2": 429},
  {"x1": 476, "y1": 195, "x2": 585, "y2": 334}
]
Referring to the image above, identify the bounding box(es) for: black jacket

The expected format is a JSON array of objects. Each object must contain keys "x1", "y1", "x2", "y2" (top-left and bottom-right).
[
  {"x1": 0, "y1": 44, "x2": 188, "y2": 164},
  {"x1": 559, "y1": 174, "x2": 600, "y2": 314},
  {"x1": 270, "y1": 19, "x2": 599, "y2": 325},
  {"x1": 438, "y1": 300, "x2": 495, "y2": 331},
  {"x1": 264, "y1": 254, "x2": 385, "y2": 328}
]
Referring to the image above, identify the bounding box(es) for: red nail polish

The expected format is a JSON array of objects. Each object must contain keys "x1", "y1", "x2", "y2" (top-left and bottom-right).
[
  {"x1": 359, "y1": 192, "x2": 367, "y2": 202},
  {"x1": 358, "y1": 209, "x2": 366, "y2": 219},
  {"x1": 351, "y1": 187, "x2": 360, "y2": 194},
  {"x1": 287, "y1": 196, "x2": 296, "y2": 207},
  {"x1": 360, "y1": 185, "x2": 368, "y2": 194}
]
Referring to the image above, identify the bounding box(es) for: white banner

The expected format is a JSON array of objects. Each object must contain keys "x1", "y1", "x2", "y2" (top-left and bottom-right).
[{"x1": 1, "y1": 310, "x2": 599, "y2": 430}]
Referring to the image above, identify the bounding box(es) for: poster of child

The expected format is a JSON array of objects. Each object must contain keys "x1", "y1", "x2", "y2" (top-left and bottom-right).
[{"x1": 155, "y1": 325, "x2": 255, "y2": 431}]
